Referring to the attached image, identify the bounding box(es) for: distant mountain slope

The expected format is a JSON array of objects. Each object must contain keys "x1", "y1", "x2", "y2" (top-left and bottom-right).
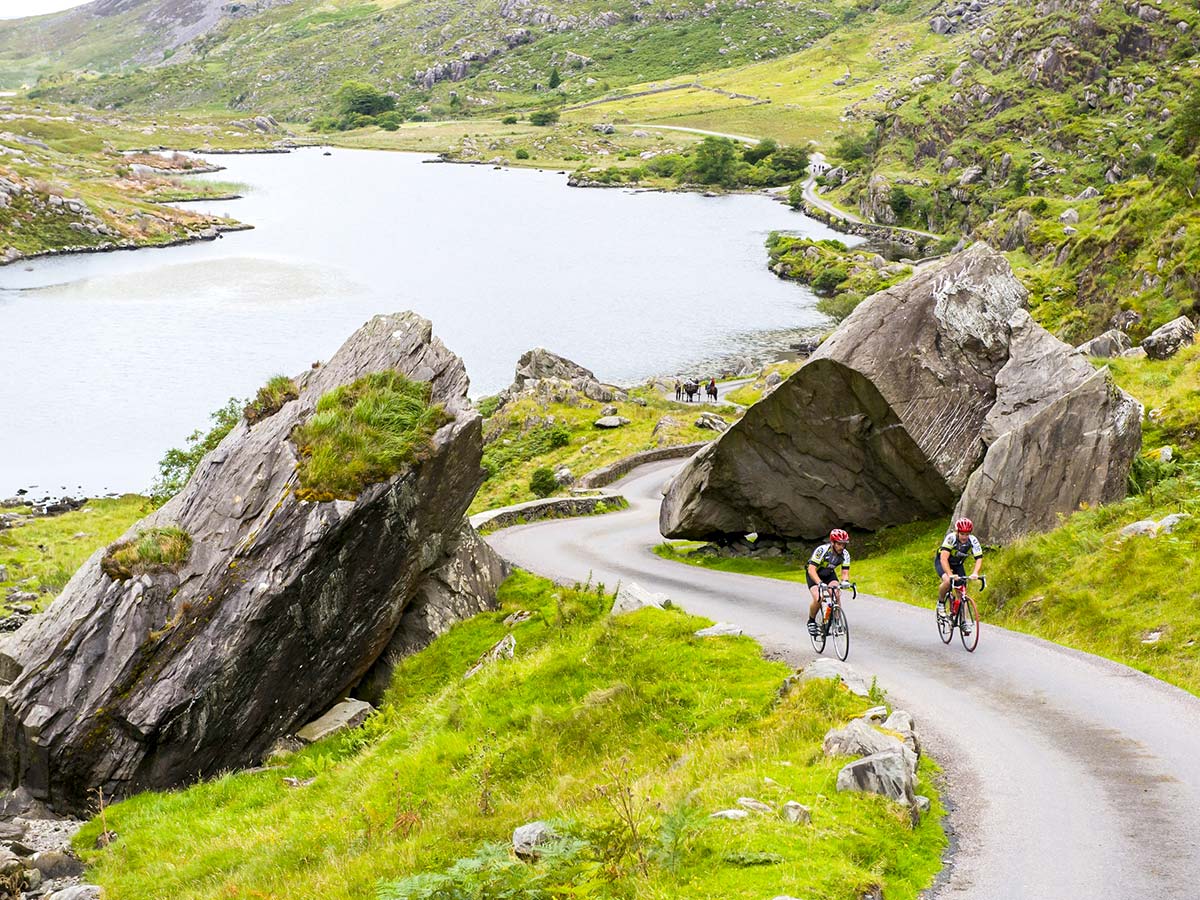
[
  {"x1": 5, "y1": 0, "x2": 859, "y2": 116},
  {"x1": 0, "y1": 0, "x2": 296, "y2": 87}
]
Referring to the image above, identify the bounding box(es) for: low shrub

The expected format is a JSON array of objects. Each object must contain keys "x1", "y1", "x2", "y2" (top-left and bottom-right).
[
  {"x1": 101, "y1": 527, "x2": 192, "y2": 581},
  {"x1": 529, "y1": 467, "x2": 558, "y2": 498},
  {"x1": 515, "y1": 148, "x2": 530, "y2": 160},
  {"x1": 292, "y1": 371, "x2": 452, "y2": 501}
]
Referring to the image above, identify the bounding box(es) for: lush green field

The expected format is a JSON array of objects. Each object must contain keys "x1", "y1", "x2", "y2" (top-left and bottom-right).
[
  {"x1": 0, "y1": 496, "x2": 149, "y2": 608},
  {"x1": 78, "y1": 571, "x2": 945, "y2": 900}
]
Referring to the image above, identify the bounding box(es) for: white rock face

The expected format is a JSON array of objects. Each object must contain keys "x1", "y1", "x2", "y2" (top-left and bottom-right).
[
  {"x1": 611, "y1": 583, "x2": 669, "y2": 615},
  {"x1": 296, "y1": 699, "x2": 374, "y2": 743}
]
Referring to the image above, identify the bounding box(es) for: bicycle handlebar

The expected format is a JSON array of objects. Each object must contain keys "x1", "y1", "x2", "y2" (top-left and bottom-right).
[{"x1": 950, "y1": 575, "x2": 986, "y2": 591}]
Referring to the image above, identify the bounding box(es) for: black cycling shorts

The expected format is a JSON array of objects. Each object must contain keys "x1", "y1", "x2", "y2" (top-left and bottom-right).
[
  {"x1": 806, "y1": 567, "x2": 841, "y2": 588},
  {"x1": 933, "y1": 555, "x2": 966, "y2": 578}
]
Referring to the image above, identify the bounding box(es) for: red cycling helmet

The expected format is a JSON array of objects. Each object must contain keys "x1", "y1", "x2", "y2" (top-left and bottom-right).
[
  {"x1": 829, "y1": 529, "x2": 850, "y2": 543},
  {"x1": 954, "y1": 517, "x2": 974, "y2": 534}
]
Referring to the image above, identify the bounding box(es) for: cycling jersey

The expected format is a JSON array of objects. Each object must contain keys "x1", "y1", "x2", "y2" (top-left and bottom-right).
[
  {"x1": 809, "y1": 543, "x2": 850, "y2": 570},
  {"x1": 938, "y1": 532, "x2": 982, "y2": 563}
]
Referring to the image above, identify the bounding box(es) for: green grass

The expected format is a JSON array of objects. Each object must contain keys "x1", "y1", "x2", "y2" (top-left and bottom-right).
[
  {"x1": 244, "y1": 374, "x2": 299, "y2": 425},
  {"x1": 76, "y1": 570, "x2": 945, "y2": 900},
  {"x1": 472, "y1": 387, "x2": 726, "y2": 513},
  {"x1": 292, "y1": 371, "x2": 452, "y2": 502},
  {"x1": 0, "y1": 496, "x2": 149, "y2": 603},
  {"x1": 99, "y1": 526, "x2": 193, "y2": 582}
]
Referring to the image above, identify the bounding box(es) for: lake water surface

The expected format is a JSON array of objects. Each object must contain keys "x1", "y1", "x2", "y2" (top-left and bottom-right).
[{"x1": 0, "y1": 147, "x2": 853, "y2": 495}]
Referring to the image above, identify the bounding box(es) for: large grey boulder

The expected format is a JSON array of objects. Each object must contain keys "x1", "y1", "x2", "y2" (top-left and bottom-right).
[
  {"x1": 822, "y1": 719, "x2": 904, "y2": 760},
  {"x1": 506, "y1": 348, "x2": 623, "y2": 403},
  {"x1": 661, "y1": 243, "x2": 1141, "y2": 545},
  {"x1": 956, "y1": 367, "x2": 1142, "y2": 543},
  {"x1": 661, "y1": 244, "x2": 1024, "y2": 540},
  {"x1": 1077, "y1": 329, "x2": 1132, "y2": 358},
  {"x1": 1140, "y1": 316, "x2": 1195, "y2": 360},
  {"x1": 836, "y1": 747, "x2": 917, "y2": 807},
  {"x1": 0, "y1": 313, "x2": 505, "y2": 812}
]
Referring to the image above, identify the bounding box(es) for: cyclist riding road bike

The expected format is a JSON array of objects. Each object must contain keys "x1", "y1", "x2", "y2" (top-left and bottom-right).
[
  {"x1": 936, "y1": 517, "x2": 983, "y2": 618},
  {"x1": 807, "y1": 529, "x2": 851, "y2": 637}
]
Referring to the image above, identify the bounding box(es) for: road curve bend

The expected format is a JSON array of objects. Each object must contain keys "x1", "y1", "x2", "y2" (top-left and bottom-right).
[{"x1": 486, "y1": 459, "x2": 1200, "y2": 900}]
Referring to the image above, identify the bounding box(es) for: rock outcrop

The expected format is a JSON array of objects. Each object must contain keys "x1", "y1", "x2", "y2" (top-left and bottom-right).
[
  {"x1": 504, "y1": 348, "x2": 625, "y2": 404},
  {"x1": 1140, "y1": 316, "x2": 1195, "y2": 360},
  {"x1": 1077, "y1": 329, "x2": 1132, "y2": 358},
  {"x1": 0, "y1": 313, "x2": 505, "y2": 812},
  {"x1": 660, "y1": 244, "x2": 1141, "y2": 544}
]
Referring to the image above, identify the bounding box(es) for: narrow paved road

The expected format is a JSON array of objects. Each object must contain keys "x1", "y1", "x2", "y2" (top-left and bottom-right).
[{"x1": 488, "y1": 459, "x2": 1200, "y2": 899}]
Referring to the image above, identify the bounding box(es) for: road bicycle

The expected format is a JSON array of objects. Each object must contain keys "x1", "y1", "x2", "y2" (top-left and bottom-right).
[
  {"x1": 937, "y1": 574, "x2": 984, "y2": 652},
  {"x1": 811, "y1": 581, "x2": 854, "y2": 661}
]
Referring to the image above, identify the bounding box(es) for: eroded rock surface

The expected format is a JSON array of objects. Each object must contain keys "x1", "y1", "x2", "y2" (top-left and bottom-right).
[
  {"x1": 661, "y1": 243, "x2": 1141, "y2": 544},
  {"x1": 0, "y1": 313, "x2": 504, "y2": 812}
]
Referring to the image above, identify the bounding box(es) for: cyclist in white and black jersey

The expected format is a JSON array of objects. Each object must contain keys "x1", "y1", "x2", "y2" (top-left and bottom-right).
[
  {"x1": 806, "y1": 529, "x2": 851, "y2": 636},
  {"x1": 936, "y1": 517, "x2": 983, "y2": 611}
]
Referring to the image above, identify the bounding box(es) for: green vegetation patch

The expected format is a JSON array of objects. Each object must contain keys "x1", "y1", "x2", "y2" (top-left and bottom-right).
[
  {"x1": 244, "y1": 374, "x2": 299, "y2": 425},
  {"x1": 766, "y1": 235, "x2": 913, "y2": 322},
  {"x1": 77, "y1": 571, "x2": 944, "y2": 900},
  {"x1": 0, "y1": 496, "x2": 148, "y2": 602},
  {"x1": 292, "y1": 370, "x2": 452, "y2": 502},
  {"x1": 100, "y1": 526, "x2": 192, "y2": 582},
  {"x1": 152, "y1": 398, "x2": 242, "y2": 504}
]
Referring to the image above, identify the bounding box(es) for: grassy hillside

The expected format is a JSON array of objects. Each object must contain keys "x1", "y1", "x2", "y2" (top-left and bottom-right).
[
  {"x1": 14, "y1": 0, "x2": 863, "y2": 119},
  {"x1": 659, "y1": 346, "x2": 1200, "y2": 696},
  {"x1": 0, "y1": 98, "x2": 277, "y2": 262},
  {"x1": 76, "y1": 570, "x2": 946, "y2": 900}
]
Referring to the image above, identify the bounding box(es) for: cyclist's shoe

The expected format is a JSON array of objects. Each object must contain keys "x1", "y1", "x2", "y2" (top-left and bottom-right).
[
  {"x1": 961, "y1": 620, "x2": 973, "y2": 636},
  {"x1": 936, "y1": 599, "x2": 947, "y2": 615},
  {"x1": 807, "y1": 619, "x2": 819, "y2": 637}
]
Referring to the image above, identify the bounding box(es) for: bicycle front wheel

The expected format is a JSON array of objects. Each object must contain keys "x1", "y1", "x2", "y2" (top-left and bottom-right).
[
  {"x1": 937, "y1": 602, "x2": 954, "y2": 644},
  {"x1": 959, "y1": 596, "x2": 980, "y2": 652},
  {"x1": 810, "y1": 611, "x2": 827, "y2": 654},
  {"x1": 830, "y1": 606, "x2": 850, "y2": 661}
]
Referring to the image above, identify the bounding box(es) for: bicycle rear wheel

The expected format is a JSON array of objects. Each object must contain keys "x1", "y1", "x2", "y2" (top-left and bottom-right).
[
  {"x1": 830, "y1": 606, "x2": 850, "y2": 661},
  {"x1": 959, "y1": 596, "x2": 980, "y2": 652},
  {"x1": 937, "y1": 600, "x2": 954, "y2": 644}
]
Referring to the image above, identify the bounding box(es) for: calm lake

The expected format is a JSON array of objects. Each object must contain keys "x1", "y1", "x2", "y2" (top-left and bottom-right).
[{"x1": 0, "y1": 147, "x2": 853, "y2": 496}]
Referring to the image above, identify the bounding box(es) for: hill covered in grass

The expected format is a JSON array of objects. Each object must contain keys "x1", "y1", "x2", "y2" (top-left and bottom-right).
[{"x1": 76, "y1": 570, "x2": 945, "y2": 900}]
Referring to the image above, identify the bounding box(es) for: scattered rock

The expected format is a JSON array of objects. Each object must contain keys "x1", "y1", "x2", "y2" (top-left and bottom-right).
[
  {"x1": 736, "y1": 797, "x2": 773, "y2": 813},
  {"x1": 464, "y1": 633, "x2": 516, "y2": 679},
  {"x1": 594, "y1": 415, "x2": 629, "y2": 428},
  {"x1": 1059, "y1": 208, "x2": 1079, "y2": 225},
  {"x1": 914, "y1": 794, "x2": 932, "y2": 816},
  {"x1": 695, "y1": 412, "x2": 728, "y2": 432},
  {"x1": 512, "y1": 820, "x2": 557, "y2": 859},
  {"x1": 798, "y1": 659, "x2": 870, "y2": 697},
  {"x1": 31, "y1": 849, "x2": 83, "y2": 878},
  {"x1": 1077, "y1": 186, "x2": 1101, "y2": 199},
  {"x1": 694, "y1": 622, "x2": 743, "y2": 637},
  {"x1": 47, "y1": 888, "x2": 100, "y2": 900},
  {"x1": 1140, "y1": 316, "x2": 1196, "y2": 360},
  {"x1": 592, "y1": 123, "x2": 616, "y2": 134},
  {"x1": 295, "y1": 699, "x2": 374, "y2": 744},
  {"x1": 836, "y1": 748, "x2": 917, "y2": 808},
  {"x1": 1120, "y1": 519, "x2": 1159, "y2": 538},
  {"x1": 1077, "y1": 329, "x2": 1132, "y2": 358},
  {"x1": 611, "y1": 583, "x2": 669, "y2": 615},
  {"x1": 1158, "y1": 513, "x2": 1189, "y2": 534},
  {"x1": 709, "y1": 809, "x2": 749, "y2": 820},
  {"x1": 823, "y1": 719, "x2": 906, "y2": 761},
  {"x1": 782, "y1": 800, "x2": 812, "y2": 824},
  {"x1": 882, "y1": 710, "x2": 920, "y2": 756}
]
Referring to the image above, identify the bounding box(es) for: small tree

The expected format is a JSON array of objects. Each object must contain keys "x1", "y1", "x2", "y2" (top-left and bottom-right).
[
  {"x1": 335, "y1": 81, "x2": 395, "y2": 117},
  {"x1": 889, "y1": 185, "x2": 912, "y2": 221},
  {"x1": 689, "y1": 136, "x2": 738, "y2": 185},
  {"x1": 1171, "y1": 82, "x2": 1200, "y2": 157},
  {"x1": 529, "y1": 109, "x2": 560, "y2": 126},
  {"x1": 742, "y1": 137, "x2": 778, "y2": 165},
  {"x1": 770, "y1": 144, "x2": 810, "y2": 181},
  {"x1": 548, "y1": 67, "x2": 562, "y2": 89},
  {"x1": 787, "y1": 180, "x2": 805, "y2": 209},
  {"x1": 530, "y1": 467, "x2": 558, "y2": 498}
]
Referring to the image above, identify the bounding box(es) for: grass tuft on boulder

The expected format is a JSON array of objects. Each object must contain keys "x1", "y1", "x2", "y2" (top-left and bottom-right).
[
  {"x1": 100, "y1": 527, "x2": 192, "y2": 582},
  {"x1": 291, "y1": 370, "x2": 452, "y2": 502},
  {"x1": 244, "y1": 374, "x2": 299, "y2": 425}
]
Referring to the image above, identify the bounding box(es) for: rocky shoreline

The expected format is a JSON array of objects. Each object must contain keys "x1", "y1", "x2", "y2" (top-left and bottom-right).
[{"x1": 0, "y1": 222, "x2": 252, "y2": 268}]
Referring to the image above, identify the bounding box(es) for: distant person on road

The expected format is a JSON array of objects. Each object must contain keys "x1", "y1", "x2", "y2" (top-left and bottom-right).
[
  {"x1": 675, "y1": 380, "x2": 682, "y2": 401},
  {"x1": 935, "y1": 517, "x2": 983, "y2": 612},
  {"x1": 807, "y1": 529, "x2": 851, "y2": 636}
]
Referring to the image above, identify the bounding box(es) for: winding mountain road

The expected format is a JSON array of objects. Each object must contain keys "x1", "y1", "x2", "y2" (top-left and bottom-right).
[{"x1": 487, "y1": 458, "x2": 1200, "y2": 899}]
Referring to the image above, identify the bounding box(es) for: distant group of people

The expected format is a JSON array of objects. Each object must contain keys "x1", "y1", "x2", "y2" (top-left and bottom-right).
[{"x1": 674, "y1": 378, "x2": 718, "y2": 402}]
